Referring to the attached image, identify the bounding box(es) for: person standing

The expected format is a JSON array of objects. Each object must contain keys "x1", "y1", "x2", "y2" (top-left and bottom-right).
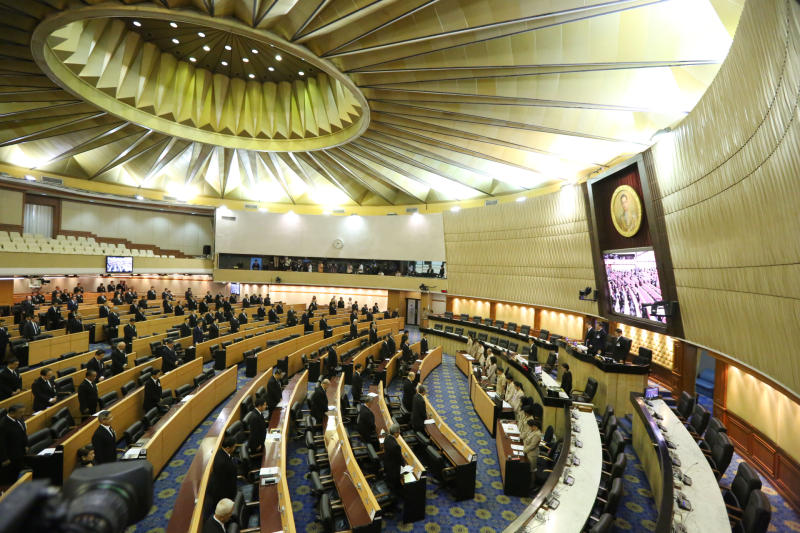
[
  {"x1": 91, "y1": 411, "x2": 117, "y2": 464},
  {"x1": 0, "y1": 404, "x2": 28, "y2": 483}
]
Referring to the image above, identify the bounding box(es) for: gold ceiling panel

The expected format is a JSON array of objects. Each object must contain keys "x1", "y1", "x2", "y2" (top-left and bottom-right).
[{"x1": 0, "y1": 0, "x2": 742, "y2": 208}]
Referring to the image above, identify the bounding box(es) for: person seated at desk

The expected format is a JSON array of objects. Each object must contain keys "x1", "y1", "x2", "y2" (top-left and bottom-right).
[
  {"x1": 383, "y1": 423, "x2": 407, "y2": 492},
  {"x1": 411, "y1": 384, "x2": 429, "y2": 432},
  {"x1": 494, "y1": 367, "x2": 506, "y2": 397},
  {"x1": 0, "y1": 358, "x2": 22, "y2": 400},
  {"x1": 310, "y1": 379, "x2": 330, "y2": 425},
  {"x1": 0, "y1": 404, "x2": 28, "y2": 484},
  {"x1": 78, "y1": 370, "x2": 99, "y2": 417},
  {"x1": 32, "y1": 367, "x2": 57, "y2": 411},
  {"x1": 228, "y1": 315, "x2": 240, "y2": 334},
  {"x1": 77, "y1": 444, "x2": 95, "y2": 468},
  {"x1": 357, "y1": 395, "x2": 378, "y2": 446},
  {"x1": 286, "y1": 309, "x2": 297, "y2": 327},
  {"x1": 208, "y1": 438, "x2": 238, "y2": 507},
  {"x1": 66, "y1": 311, "x2": 83, "y2": 334},
  {"x1": 248, "y1": 397, "x2": 268, "y2": 456},
  {"x1": 351, "y1": 364, "x2": 363, "y2": 404},
  {"x1": 163, "y1": 299, "x2": 174, "y2": 313},
  {"x1": 144, "y1": 369, "x2": 163, "y2": 412},
  {"x1": 178, "y1": 318, "x2": 191, "y2": 338},
  {"x1": 267, "y1": 368, "x2": 284, "y2": 413},
  {"x1": 267, "y1": 307, "x2": 278, "y2": 323},
  {"x1": 204, "y1": 498, "x2": 234, "y2": 533},
  {"x1": 86, "y1": 350, "x2": 107, "y2": 380},
  {"x1": 161, "y1": 340, "x2": 179, "y2": 372},
  {"x1": 92, "y1": 410, "x2": 117, "y2": 464},
  {"x1": 237, "y1": 311, "x2": 248, "y2": 325},
  {"x1": 402, "y1": 372, "x2": 416, "y2": 413},
  {"x1": 560, "y1": 363, "x2": 572, "y2": 395},
  {"x1": 256, "y1": 306, "x2": 266, "y2": 320}
]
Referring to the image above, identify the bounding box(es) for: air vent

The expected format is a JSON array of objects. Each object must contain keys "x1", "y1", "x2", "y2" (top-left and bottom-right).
[
  {"x1": 333, "y1": 209, "x2": 345, "y2": 214},
  {"x1": 221, "y1": 215, "x2": 236, "y2": 221},
  {"x1": 405, "y1": 207, "x2": 418, "y2": 213},
  {"x1": 244, "y1": 204, "x2": 258, "y2": 209},
  {"x1": 485, "y1": 199, "x2": 498, "y2": 206},
  {"x1": 41, "y1": 176, "x2": 63, "y2": 186}
]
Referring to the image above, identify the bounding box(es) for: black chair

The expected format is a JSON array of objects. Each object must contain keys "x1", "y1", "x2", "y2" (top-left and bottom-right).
[
  {"x1": 499, "y1": 339, "x2": 509, "y2": 349},
  {"x1": 444, "y1": 326, "x2": 454, "y2": 334},
  {"x1": 587, "y1": 477, "x2": 622, "y2": 526},
  {"x1": 193, "y1": 373, "x2": 207, "y2": 388},
  {"x1": 507, "y1": 322, "x2": 517, "y2": 332},
  {"x1": 52, "y1": 406, "x2": 74, "y2": 428},
  {"x1": 489, "y1": 336, "x2": 499, "y2": 345},
  {"x1": 539, "y1": 329, "x2": 549, "y2": 340},
  {"x1": 706, "y1": 432, "x2": 734, "y2": 480},
  {"x1": 508, "y1": 342, "x2": 518, "y2": 353},
  {"x1": 672, "y1": 391, "x2": 694, "y2": 421},
  {"x1": 600, "y1": 405, "x2": 615, "y2": 431},
  {"x1": 226, "y1": 420, "x2": 246, "y2": 450},
  {"x1": 494, "y1": 320, "x2": 504, "y2": 329},
  {"x1": 28, "y1": 428, "x2": 54, "y2": 455},
  {"x1": 633, "y1": 347, "x2": 652, "y2": 366},
  {"x1": 731, "y1": 490, "x2": 771, "y2": 533},
  {"x1": 588, "y1": 513, "x2": 615, "y2": 533},
  {"x1": 687, "y1": 404, "x2": 710, "y2": 436},
  {"x1": 123, "y1": 421, "x2": 145, "y2": 446},
  {"x1": 55, "y1": 375, "x2": 75, "y2": 395},
  {"x1": 142, "y1": 407, "x2": 160, "y2": 428},
  {"x1": 477, "y1": 333, "x2": 488, "y2": 342},
  {"x1": 519, "y1": 325, "x2": 530, "y2": 337},
  {"x1": 723, "y1": 462, "x2": 762, "y2": 519},
  {"x1": 175, "y1": 384, "x2": 194, "y2": 400},
  {"x1": 134, "y1": 356, "x2": 153, "y2": 366},
  {"x1": 544, "y1": 351, "x2": 557, "y2": 372},
  {"x1": 707, "y1": 416, "x2": 727, "y2": 434},
  {"x1": 98, "y1": 391, "x2": 119, "y2": 408},
  {"x1": 572, "y1": 377, "x2": 598, "y2": 403},
  {"x1": 59, "y1": 352, "x2": 77, "y2": 360},
  {"x1": 120, "y1": 380, "x2": 136, "y2": 397},
  {"x1": 49, "y1": 417, "x2": 70, "y2": 438},
  {"x1": 57, "y1": 367, "x2": 76, "y2": 377}
]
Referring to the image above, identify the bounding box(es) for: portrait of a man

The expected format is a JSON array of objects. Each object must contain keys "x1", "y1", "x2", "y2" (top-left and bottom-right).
[{"x1": 610, "y1": 185, "x2": 642, "y2": 237}]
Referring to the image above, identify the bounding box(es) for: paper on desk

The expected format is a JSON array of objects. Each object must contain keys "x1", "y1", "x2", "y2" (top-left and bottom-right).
[
  {"x1": 487, "y1": 391, "x2": 497, "y2": 398},
  {"x1": 502, "y1": 401, "x2": 512, "y2": 408},
  {"x1": 327, "y1": 405, "x2": 336, "y2": 411},
  {"x1": 38, "y1": 447, "x2": 56, "y2": 456},
  {"x1": 400, "y1": 465, "x2": 414, "y2": 474},
  {"x1": 424, "y1": 419, "x2": 435, "y2": 425},
  {"x1": 260, "y1": 467, "x2": 279, "y2": 476},
  {"x1": 502, "y1": 423, "x2": 519, "y2": 434},
  {"x1": 510, "y1": 444, "x2": 524, "y2": 451},
  {"x1": 123, "y1": 447, "x2": 142, "y2": 460}
]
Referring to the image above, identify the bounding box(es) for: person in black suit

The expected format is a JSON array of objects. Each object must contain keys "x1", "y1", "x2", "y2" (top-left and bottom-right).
[
  {"x1": 256, "y1": 306, "x2": 266, "y2": 320},
  {"x1": 310, "y1": 379, "x2": 330, "y2": 424},
  {"x1": 326, "y1": 346, "x2": 338, "y2": 378},
  {"x1": 20, "y1": 296, "x2": 35, "y2": 317},
  {"x1": 387, "y1": 334, "x2": 396, "y2": 357},
  {"x1": 401, "y1": 341, "x2": 414, "y2": 364},
  {"x1": 138, "y1": 297, "x2": 149, "y2": 311},
  {"x1": 349, "y1": 319, "x2": 358, "y2": 340},
  {"x1": 227, "y1": 316, "x2": 238, "y2": 334},
  {"x1": 0, "y1": 404, "x2": 28, "y2": 484},
  {"x1": 267, "y1": 307, "x2": 278, "y2": 323},
  {"x1": 32, "y1": 368, "x2": 57, "y2": 411},
  {"x1": 365, "y1": 310, "x2": 373, "y2": 323},
  {"x1": 275, "y1": 302, "x2": 283, "y2": 314},
  {"x1": 328, "y1": 300, "x2": 336, "y2": 315},
  {"x1": 585, "y1": 323, "x2": 607, "y2": 355},
  {"x1": 78, "y1": 370, "x2": 99, "y2": 416},
  {"x1": 402, "y1": 372, "x2": 416, "y2": 413},
  {"x1": 380, "y1": 338, "x2": 390, "y2": 360},
  {"x1": 391, "y1": 309, "x2": 400, "y2": 318},
  {"x1": 143, "y1": 369, "x2": 163, "y2": 412},
  {"x1": 86, "y1": 350, "x2": 107, "y2": 380},
  {"x1": 46, "y1": 304, "x2": 63, "y2": 330},
  {"x1": 208, "y1": 438, "x2": 238, "y2": 504},
  {"x1": 161, "y1": 340, "x2": 178, "y2": 373},
  {"x1": 349, "y1": 310, "x2": 357, "y2": 324},
  {"x1": 192, "y1": 323, "x2": 204, "y2": 345},
  {"x1": 204, "y1": 499, "x2": 234, "y2": 533},
  {"x1": 96, "y1": 293, "x2": 107, "y2": 305},
  {"x1": 208, "y1": 319, "x2": 219, "y2": 340},
  {"x1": 247, "y1": 398, "x2": 268, "y2": 454},
  {"x1": 319, "y1": 317, "x2": 328, "y2": 331},
  {"x1": 411, "y1": 385, "x2": 428, "y2": 432},
  {"x1": 357, "y1": 396, "x2": 378, "y2": 446},
  {"x1": 267, "y1": 368, "x2": 283, "y2": 413},
  {"x1": 560, "y1": 363, "x2": 573, "y2": 395},
  {"x1": 383, "y1": 310, "x2": 391, "y2": 319},
  {"x1": 0, "y1": 358, "x2": 22, "y2": 400},
  {"x1": 179, "y1": 318, "x2": 192, "y2": 338},
  {"x1": 286, "y1": 309, "x2": 297, "y2": 327},
  {"x1": 186, "y1": 297, "x2": 197, "y2": 311},
  {"x1": 199, "y1": 300, "x2": 209, "y2": 314},
  {"x1": 163, "y1": 299, "x2": 174, "y2": 313},
  {"x1": 22, "y1": 315, "x2": 42, "y2": 340},
  {"x1": 420, "y1": 333, "x2": 429, "y2": 355},
  {"x1": 351, "y1": 364, "x2": 363, "y2": 404},
  {"x1": 110, "y1": 342, "x2": 127, "y2": 375},
  {"x1": 301, "y1": 312, "x2": 310, "y2": 331},
  {"x1": 368, "y1": 323, "x2": 378, "y2": 345},
  {"x1": 187, "y1": 313, "x2": 198, "y2": 328},
  {"x1": 382, "y1": 423, "x2": 406, "y2": 491},
  {"x1": 337, "y1": 297, "x2": 344, "y2": 309},
  {"x1": 112, "y1": 293, "x2": 124, "y2": 306},
  {"x1": 147, "y1": 287, "x2": 157, "y2": 300},
  {"x1": 237, "y1": 311, "x2": 248, "y2": 325},
  {"x1": 123, "y1": 318, "x2": 137, "y2": 349},
  {"x1": 92, "y1": 411, "x2": 116, "y2": 464}
]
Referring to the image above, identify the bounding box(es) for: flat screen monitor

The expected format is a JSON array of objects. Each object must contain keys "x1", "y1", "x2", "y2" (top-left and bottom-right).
[
  {"x1": 603, "y1": 249, "x2": 665, "y2": 324},
  {"x1": 106, "y1": 256, "x2": 132, "y2": 274},
  {"x1": 534, "y1": 364, "x2": 542, "y2": 376},
  {"x1": 250, "y1": 257, "x2": 262, "y2": 270},
  {"x1": 230, "y1": 283, "x2": 241, "y2": 295},
  {"x1": 644, "y1": 386, "x2": 659, "y2": 400}
]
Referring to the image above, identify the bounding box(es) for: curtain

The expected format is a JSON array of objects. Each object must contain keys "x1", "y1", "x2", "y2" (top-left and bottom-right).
[{"x1": 23, "y1": 203, "x2": 54, "y2": 238}]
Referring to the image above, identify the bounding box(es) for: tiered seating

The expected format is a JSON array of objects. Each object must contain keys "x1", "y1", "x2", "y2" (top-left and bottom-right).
[{"x1": 0, "y1": 231, "x2": 171, "y2": 257}]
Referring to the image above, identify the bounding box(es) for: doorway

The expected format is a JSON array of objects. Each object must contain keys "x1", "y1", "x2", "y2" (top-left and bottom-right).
[{"x1": 406, "y1": 298, "x2": 420, "y2": 326}]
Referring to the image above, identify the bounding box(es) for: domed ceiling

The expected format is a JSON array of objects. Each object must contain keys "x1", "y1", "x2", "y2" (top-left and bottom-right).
[{"x1": 0, "y1": 0, "x2": 741, "y2": 207}]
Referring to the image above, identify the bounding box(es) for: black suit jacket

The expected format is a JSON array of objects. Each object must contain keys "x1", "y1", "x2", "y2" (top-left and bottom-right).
[
  {"x1": 586, "y1": 328, "x2": 607, "y2": 354},
  {"x1": 163, "y1": 301, "x2": 174, "y2": 313},
  {"x1": 78, "y1": 379, "x2": 98, "y2": 414},
  {"x1": 369, "y1": 329, "x2": 378, "y2": 344},
  {"x1": 202, "y1": 516, "x2": 226, "y2": 533},
  {"x1": 32, "y1": 377, "x2": 57, "y2": 411},
  {"x1": 310, "y1": 385, "x2": 327, "y2": 424},
  {"x1": 421, "y1": 338, "x2": 429, "y2": 354},
  {"x1": 357, "y1": 404, "x2": 376, "y2": 444},
  {"x1": 0, "y1": 416, "x2": 27, "y2": 464},
  {"x1": 229, "y1": 318, "x2": 239, "y2": 333},
  {"x1": 22, "y1": 320, "x2": 40, "y2": 341},
  {"x1": 350, "y1": 324, "x2": 358, "y2": 338},
  {"x1": 110, "y1": 349, "x2": 126, "y2": 375},
  {"x1": 267, "y1": 376, "x2": 282, "y2": 411},
  {"x1": 402, "y1": 378, "x2": 415, "y2": 412},
  {"x1": 247, "y1": 409, "x2": 267, "y2": 452},
  {"x1": 199, "y1": 301, "x2": 209, "y2": 313},
  {"x1": 208, "y1": 323, "x2": 219, "y2": 339},
  {"x1": 351, "y1": 371, "x2": 362, "y2": 404},
  {"x1": 192, "y1": 326, "x2": 204, "y2": 345},
  {"x1": 86, "y1": 357, "x2": 104, "y2": 378},
  {"x1": 209, "y1": 449, "x2": 238, "y2": 502},
  {"x1": 411, "y1": 393, "x2": 427, "y2": 432},
  {"x1": 174, "y1": 305, "x2": 185, "y2": 316},
  {"x1": 319, "y1": 319, "x2": 328, "y2": 331},
  {"x1": 561, "y1": 371, "x2": 573, "y2": 395},
  {"x1": 123, "y1": 323, "x2": 137, "y2": 341},
  {"x1": 326, "y1": 347, "x2": 338, "y2": 373},
  {"x1": 382, "y1": 434, "x2": 405, "y2": 488},
  {"x1": 143, "y1": 377, "x2": 162, "y2": 412},
  {"x1": 92, "y1": 425, "x2": 116, "y2": 464},
  {"x1": 96, "y1": 295, "x2": 107, "y2": 304},
  {"x1": 161, "y1": 348, "x2": 178, "y2": 372},
  {"x1": 0, "y1": 368, "x2": 22, "y2": 400},
  {"x1": 178, "y1": 324, "x2": 191, "y2": 338},
  {"x1": 268, "y1": 309, "x2": 278, "y2": 323},
  {"x1": 387, "y1": 337, "x2": 396, "y2": 355}
]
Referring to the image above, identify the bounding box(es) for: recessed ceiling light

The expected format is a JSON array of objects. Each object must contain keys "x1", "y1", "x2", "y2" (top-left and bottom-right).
[
  {"x1": 221, "y1": 61, "x2": 228, "y2": 66},
  {"x1": 251, "y1": 49, "x2": 258, "y2": 54},
  {"x1": 172, "y1": 38, "x2": 179, "y2": 44},
  {"x1": 242, "y1": 57, "x2": 249, "y2": 63},
  {"x1": 169, "y1": 22, "x2": 178, "y2": 28},
  {"x1": 268, "y1": 66, "x2": 274, "y2": 72},
  {"x1": 248, "y1": 73, "x2": 255, "y2": 79},
  {"x1": 298, "y1": 71, "x2": 304, "y2": 76},
  {"x1": 189, "y1": 57, "x2": 196, "y2": 62},
  {"x1": 197, "y1": 32, "x2": 205, "y2": 37},
  {"x1": 275, "y1": 54, "x2": 282, "y2": 61},
  {"x1": 201, "y1": 45, "x2": 210, "y2": 52},
  {"x1": 225, "y1": 45, "x2": 232, "y2": 51},
  {"x1": 132, "y1": 20, "x2": 142, "y2": 27}
]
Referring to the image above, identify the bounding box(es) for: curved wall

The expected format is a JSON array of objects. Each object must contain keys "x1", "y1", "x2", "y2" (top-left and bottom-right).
[
  {"x1": 648, "y1": 0, "x2": 800, "y2": 399},
  {"x1": 442, "y1": 186, "x2": 598, "y2": 317}
]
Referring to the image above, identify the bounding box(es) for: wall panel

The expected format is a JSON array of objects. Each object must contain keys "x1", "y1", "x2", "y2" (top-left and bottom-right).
[
  {"x1": 443, "y1": 186, "x2": 598, "y2": 316},
  {"x1": 0, "y1": 189, "x2": 23, "y2": 227},
  {"x1": 648, "y1": 0, "x2": 800, "y2": 398}
]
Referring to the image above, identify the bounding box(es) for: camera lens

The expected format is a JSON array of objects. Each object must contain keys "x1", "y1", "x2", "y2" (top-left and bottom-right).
[{"x1": 66, "y1": 484, "x2": 130, "y2": 533}]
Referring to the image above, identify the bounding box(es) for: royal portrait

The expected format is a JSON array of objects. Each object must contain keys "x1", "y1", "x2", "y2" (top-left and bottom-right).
[{"x1": 610, "y1": 185, "x2": 642, "y2": 237}]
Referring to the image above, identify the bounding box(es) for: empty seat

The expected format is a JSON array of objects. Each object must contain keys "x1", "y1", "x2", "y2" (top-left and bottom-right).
[
  {"x1": 732, "y1": 490, "x2": 771, "y2": 533},
  {"x1": 120, "y1": 380, "x2": 136, "y2": 397},
  {"x1": 123, "y1": 421, "x2": 145, "y2": 446},
  {"x1": 98, "y1": 390, "x2": 119, "y2": 408},
  {"x1": 142, "y1": 407, "x2": 160, "y2": 428},
  {"x1": 28, "y1": 428, "x2": 55, "y2": 455},
  {"x1": 57, "y1": 366, "x2": 76, "y2": 377},
  {"x1": 688, "y1": 404, "x2": 710, "y2": 436},
  {"x1": 175, "y1": 384, "x2": 193, "y2": 399}
]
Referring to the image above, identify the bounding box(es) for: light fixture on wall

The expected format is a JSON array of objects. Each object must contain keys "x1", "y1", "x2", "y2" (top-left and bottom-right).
[{"x1": 578, "y1": 287, "x2": 598, "y2": 301}]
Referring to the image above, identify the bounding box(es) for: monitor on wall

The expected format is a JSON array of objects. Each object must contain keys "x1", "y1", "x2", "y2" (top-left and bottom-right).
[
  {"x1": 230, "y1": 283, "x2": 241, "y2": 295},
  {"x1": 106, "y1": 256, "x2": 133, "y2": 274},
  {"x1": 603, "y1": 248, "x2": 665, "y2": 324}
]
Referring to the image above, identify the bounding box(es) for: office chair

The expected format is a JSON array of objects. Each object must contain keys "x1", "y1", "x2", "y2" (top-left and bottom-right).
[
  {"x1": 587, "y1": 513, "x2": 615, "y2": 533},
  {"x1": 731, "y1": 490, "x2": 771, "y2": 533},
  {"x1": 586, "y1": 477, "x2": 622, "y2": 526},
  {"x1": 723, "y1": 462, "x2": 762, "y2": 520},
  {"x1": 572, "y1": 377, "x2": 598, "y2": 403},
  {"x1": 632, "y1": 347, "x2": 652, "y2": 366},
  {"x1": 672, "y1": 391, "x2": 695, "y2": 421},
  {"x1": 687, "y1": 404, "x2": 710, "y2": 437}
]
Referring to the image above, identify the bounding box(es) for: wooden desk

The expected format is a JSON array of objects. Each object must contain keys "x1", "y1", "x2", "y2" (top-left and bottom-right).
[
  {"x1": 469, "y1": 373, "x2": 514, "y2": 438},
  {"x1": 495, "y1": 414, "x2": 530, "y2": 496},
  {"x1": 223, "y1": 324, "x2": 304, "y2": 367},
  {"x1": 27, "y1": 331, "x2": 90, "y2": 366},
  {"x1": 455, "y1": 350, "x2": 474, "y2": 376},
  {"x1": 631, "y1": 395, "x2": 730, "y2": 533},
  {"x1": 422, "y1": 393, "x2": 477, "y2": 500}
]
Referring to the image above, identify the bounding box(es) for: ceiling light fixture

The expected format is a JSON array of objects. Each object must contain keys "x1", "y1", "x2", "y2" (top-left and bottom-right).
[
  {"x1": 298, "y1": 71, "x2": 304, "y2": 76},
  {"x1": 132, "y1": 20, "x2": 142, "y2": 27},
  {"x1": 197, "y1": 32, "x2": 205, "y2": 37},
  {"x1": 171, "y1": 38, "x2": 179, "y2": 44},
  {"x1": 251, "y1": 49, "x2": 258, "y2": 54},
  {"x1": 169, "y1": 22, "x2": 178, "y2": 28},
  {"x1": 248, "y1": 73, "x2": 255, "y2": 79},
  {"x1": 225, "y1": 45, "x2": 232, "y2": 51},
  {"x1": 203, "y1": 45, "x2": 210, "y2": 52},
  {"x1": 189, "y1": 57, "x2": 196, "y2": 62},
  {"x1": 221, "y1": 60, "x2": 228, "y2": 66},
  {"x1": 268, "y1": 66, "x2": 274, "y2": 72},
  {"x1": 275, "y1": 54, "x2": 282, "y2": 61},
  {"x1": 242, "y1": 57, "x2": 249, "y2": 63}
]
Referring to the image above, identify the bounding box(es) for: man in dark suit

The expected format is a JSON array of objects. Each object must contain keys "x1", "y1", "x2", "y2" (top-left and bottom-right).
[
  {"x1": 256, "y1": 306, "x2": 266, "y2": 320},
  {"x1": 368, "y1": 324, "x2": 378, "y2": 345},
  {"x1": 247, "y1": 398, "x2": 268, "y2": 455},
  {"x1": 78, "y1": 370, "x2": 99, "y2": 416},
  {"x1": 96, "y1": 293, "x2": 107, "y2": 305},
  {"x1": 112, "y1": 293, "x2": 124, "y2": 306},
  {"x1": 382, "y1": 423, "x2": 407, "y2": 491},
  {"x1": 349, "y1": 310, "x2": 358, "y2": 324},
  {"x1": 268, "y1": 307, "x2": 278, "y2": 323},
  {"x1": 138, "y1": 297, "x2": 149, "y2": 311},
  {"x1": 228, "y1": 315, "x2": 239, "y2": 334},
  {"x1": 199, "y1": 300, "x2": 209, "y2": 314},
  {"x1": 420, "y1": 333, "x2": 429, "y2": 355},
  {"x1": 161, "y1": 340, "x2": 178, "y2": 372},
  {"x1": 383, "y1": 310, "x2": 391, "y2": 319},
  {"x1": 411, "y1": 384, "x2": 428, "y2": 432},
  {"x1": 387, "y1": 334, "x2": 396, "y2": 357},
  {"x1": 92, "y1": 411, "x2": 117, "y2": 464},
  {"x1": 241, "y1": 297, "x2": 250, "y2": 309},
  {"x1": 215, "y1": 310, "x2": 225, "y2": 323},
  {"x1": 380, "y1": 338, "x2": 390, "y2": 360},
  {"x1": 110, "y1": 342, "x2": 127, "y2": 375},
  {"x1": 187, "y1": 312, "x2": 198, "y2": 328},
  {"x1": 560, "y1": 363, "x2": 573, "y2": 395},
  {"x1": 186, "y1": 297, "x2": 197, "y2": 311},
  {"x1": 391, "y1": 309, "x2": 400, "y2": 318},
  {"x1": 351, "y1": 364, "x2": 363, "y2": 404},
  {"x1": 310, "y1": 379, "x2": 330, "y2": 425},
  {"x1": 237, "y1": 311, "x2": 248, "y2": 325},
  {"x1": 318, "y1": 317, "x2": 328, "y2": 331},
  {"x1": 20, "y1": 296, "x2": 35, "y2": 317},
  {"x1": 275, "y1": 302, "x2": 283, "y2": 314},
  {"x1": 286, "y1": 309, "x2": 297, "y2": 327},
  {"x1": 301, "y1": 311, "x2": 310, "y2": 331},
  {"x1": 0, "y1": 358, "x2": 22, "y2": 400},
  {"x1": 179, "y1": 318, "x2": 192, "y2": 338},
  {"x1": 326, "y1": 346, "x2": 338, "y2": 378},
  {"x1": 67, "y1": 297, "x2": 78, "y2": 313},
  {"x1": 147, "y1": 287, "x2": 157, "y2": 300},
  {"x1": 267, "y1": 368, "x2": 283, "y2": 413},
  {"x1": 45, "y1": 304, "x2": 62, "y2": 330},
  {"x1": 203, "y1": 499, "x2": 234, "y2": 533},
  {"x1": 207, "y1": 319, "x2": 220, "y2": 340},
  {"x1": 585, "y1": 323, "x2": 607, "y2": 355},
  {"x1": 401, "y1": 341, "x2": 414, "y2": 364},
  {"x1": 0, "y1": 404, "x2": 28, "y2": 484},
  {"x1": 163, "y1": 299, "x2": 174, "y2": 313},
  {"x1": 86, "y1": 350, "x2": 107, "y2": 380},
  {"x1": 402, "y1": 371, "x2": 416, "y2": 413},
  {"x1": 143, "y1": 369, "x2": 163, "y2": 412},
  {"x1": 349, "y1": 319, "x2": 358, "y2": 340},
  {"x1": 208, "y1": 438, "x2": 238, "y2": 504},
  {"x1": 192, "y1": 323, "x2": 204, "y2": 345},
  {"x1": 357, "y1": 395, "x2": 378, "y2": 446},
  {"x1": 123, "y1": 318, "x2": 137, "y2": 350},
  {"x1": 23, "y1": 315, "x2": 42, "y2": 340},
  {"x1": 32, "y1": 368, "x2": 57, "y2": 411}
]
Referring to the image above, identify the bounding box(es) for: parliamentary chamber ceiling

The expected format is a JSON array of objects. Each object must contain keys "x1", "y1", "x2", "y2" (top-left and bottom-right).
[{"x1": 0, "y1": 0, "x2": 743, "y2": 208}]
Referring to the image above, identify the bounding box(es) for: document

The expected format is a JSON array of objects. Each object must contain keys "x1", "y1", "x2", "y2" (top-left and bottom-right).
[
  {"x1": 260, "y1": 467, "x2": 280, "y2": 476},
  {"x1": 400, "y1": 465, "x2": 414, "y2": 474},
  {"x1": 424, "y1": 419, "x2": 435, "y2": 425},
  {"x1": 123, "y1": 447, "x2": 142, "y2": 460},
  {"x1": 502, "y1": 423, "x2": 519, "y2": 434},
  {"x1": 510, "y1": 444, "x2": 524, "y2": 452}
]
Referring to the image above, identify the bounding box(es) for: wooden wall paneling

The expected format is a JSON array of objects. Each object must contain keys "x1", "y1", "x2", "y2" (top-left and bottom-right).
[{"x1": 713, "y1": 360, "x2": 728, "y2": 419}]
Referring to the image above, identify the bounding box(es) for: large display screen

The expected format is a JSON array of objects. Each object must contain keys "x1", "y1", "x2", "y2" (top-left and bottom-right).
[
  {"x1": 603, "y1": 249, "x2": 665, "y2": 324},
  {"x1": 106, "y1": 256, "x2": 133, "y2": 274}
]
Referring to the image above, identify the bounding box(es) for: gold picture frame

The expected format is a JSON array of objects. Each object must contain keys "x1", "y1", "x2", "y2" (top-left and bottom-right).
[{"x1": 610, "y1": 185, "x2": 642, "y2": 237}]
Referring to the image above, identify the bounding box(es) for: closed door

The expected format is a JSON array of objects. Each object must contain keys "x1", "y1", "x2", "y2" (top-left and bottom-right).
[{"x1": 406, "y1": 299, "x2": 420, "y2": 326}]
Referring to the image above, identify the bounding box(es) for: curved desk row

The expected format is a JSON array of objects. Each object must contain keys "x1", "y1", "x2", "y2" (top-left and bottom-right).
[
  {"x1": 630, "y1": 394, "x2": 729, "y2": 533},
  {"x1": 220, "y1": 323, "x2": 307, "y2": 368},
  {"x1": 428, "y1": 315, "x2": 537, "y2": 345},
  {"x1": 25, "y1": 331, "x2": 90, "y2": 368}
]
